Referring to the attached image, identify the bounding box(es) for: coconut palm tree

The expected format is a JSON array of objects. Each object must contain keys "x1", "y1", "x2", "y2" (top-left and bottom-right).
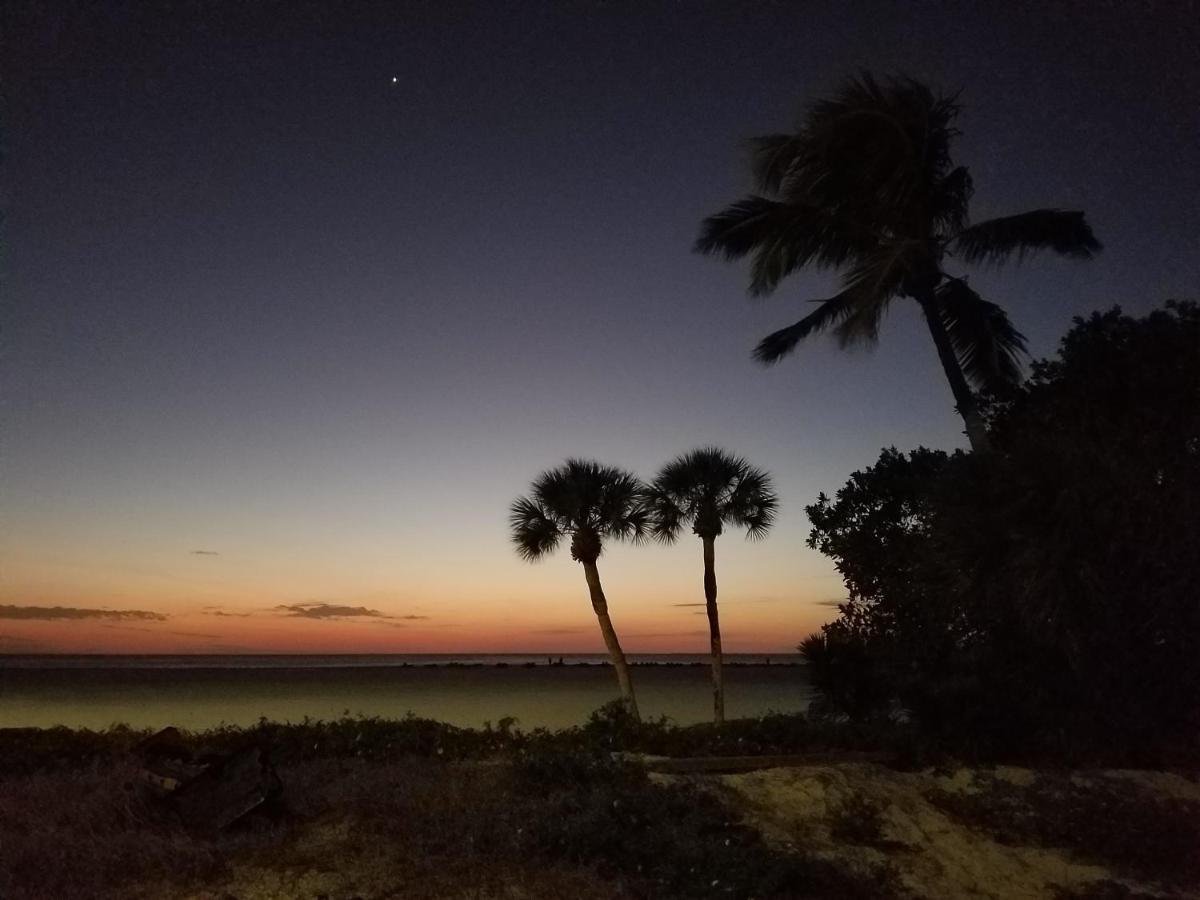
[
  {"x1": 646, "y1": 448, "x2": 777, "y2": 724},
  {"x1": 510, "y1": 458, "x2": 648, "y2": 720},
  {"x1": 696, "y1": 73, "x2": 1101, "y2": 452}
]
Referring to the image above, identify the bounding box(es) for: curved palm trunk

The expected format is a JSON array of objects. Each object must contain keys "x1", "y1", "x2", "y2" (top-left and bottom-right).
[
  {"x1": 702, "y1": 536, "x2": 724, "y2": 724},
  {"x1": 917, "y1": 292, "x2": 992, "y2": 453},
  {"x1": 582, "y1": 560, "x2": 640, "y2": 721}
]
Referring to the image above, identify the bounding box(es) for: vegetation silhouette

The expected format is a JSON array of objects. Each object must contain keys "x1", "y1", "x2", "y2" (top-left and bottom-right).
[
  {"x1": 510, "y1": 459, "x2": 649, "y2": 720},
  {"x1": 696, "y1": 72, "x2": 1101, "y2": 451},
  {"x1": 801, "y1": 301, "x2": 1200, "y2": 757},
  {"x1": 646, "y1": 447, "x2": 777, "y2": 724}
]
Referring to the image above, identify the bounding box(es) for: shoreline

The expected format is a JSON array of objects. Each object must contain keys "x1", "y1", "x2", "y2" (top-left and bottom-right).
[
  {"x1": 0, "y1": 663, "x2": 814, "y2": 732},
  {"x1": 0, "y1": 659, "x2": 805, "y2": 671}
]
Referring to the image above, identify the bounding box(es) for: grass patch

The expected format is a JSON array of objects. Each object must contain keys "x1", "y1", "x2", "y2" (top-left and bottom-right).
[
  {"x1": 0, "y1": 759, "x2": 234, "y2": 899},
  {"x1": 508, "y1": 749, "x2": 902, "y2": 898},
  {"x1": 1053, "y1": 881, "x2": 1175, "y2": 900},
  {"x1": 0, "y1": 736, "x2": 903, "y2": 899},
  {"x1": 0, "y1": 703, "x2": 916, "y2": 774},
  {"x1": 927, "y1": 772, "x2": 1200, "y2": 887},
  {"x1": 827, "y1": 792, "x2": 888, "y2": 847}
]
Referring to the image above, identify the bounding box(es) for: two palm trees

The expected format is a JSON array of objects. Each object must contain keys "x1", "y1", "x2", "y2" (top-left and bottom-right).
[{"x1": 510, "y1": 450, "x2": 776, "y2": 723}]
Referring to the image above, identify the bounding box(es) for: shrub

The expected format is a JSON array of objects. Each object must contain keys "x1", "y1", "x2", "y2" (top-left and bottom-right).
[
  {"x1": 802, "y1": 302, "x2": 1200, "y2": 759},
  {"x1": 929, "y1": 773, "x2": 1200, "y2": 886}
]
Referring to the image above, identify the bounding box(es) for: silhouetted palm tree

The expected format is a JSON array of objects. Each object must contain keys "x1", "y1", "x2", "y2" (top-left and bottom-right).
[
  {"x1": 510, "y1": 459, "x2": 649, "y2": 720},
  {"x1": 697, "y1": 73, "x2": 1101, "y2": 451},
  {"x1": 646, "y1": 448, "x2": 777, "y2": 724}
]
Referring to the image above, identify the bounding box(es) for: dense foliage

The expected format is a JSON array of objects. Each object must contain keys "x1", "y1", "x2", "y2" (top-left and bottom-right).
[
  {"x1": 0, "y1": 702, "x2": 911, "y2": 775},
  {"x1": 802, "y1": 302, "x2": 1200, "y2": 758}
]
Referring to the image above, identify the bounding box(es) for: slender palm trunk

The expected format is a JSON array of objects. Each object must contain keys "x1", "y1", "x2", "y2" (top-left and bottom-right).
[
  {"x1": 582, "y1": 560, "x2": 640, "y2": 721},
  {"x1": 702, "y1": 535, "x2": 724, "y2": 724},
  {"x1": 917, "y1": 291, "x2": 992, "y2": 452}
]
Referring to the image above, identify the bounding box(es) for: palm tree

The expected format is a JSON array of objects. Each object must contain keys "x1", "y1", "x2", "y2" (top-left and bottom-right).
[
  {"x1": 696, "y1": 73, "x2": 1101, "y2": 452},
  {"x1": 510, "y1": 458, "x2": 648, "y2": 720},
  {"x1": 646, "y1": 448, "x2": 777, "y2": 724}
]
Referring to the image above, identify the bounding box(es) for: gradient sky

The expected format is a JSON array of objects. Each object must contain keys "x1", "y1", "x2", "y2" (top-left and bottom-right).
[{"x1": 2, "y1": 1, "x2": 1197, "y2": 654}]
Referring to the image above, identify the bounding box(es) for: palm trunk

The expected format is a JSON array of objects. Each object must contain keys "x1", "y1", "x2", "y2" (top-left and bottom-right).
[
  {"x1": 582, "y1": 560, "x2": 640, "y2": 721},
  {"x1": 702, "y1": 535, "x2": 724, "y2": 725},
  {"x1": 917, "y1": 292, "x2": 991, "y2": 452}
]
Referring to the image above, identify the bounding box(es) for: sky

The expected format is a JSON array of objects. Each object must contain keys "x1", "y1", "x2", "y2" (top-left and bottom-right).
[{"x1": 2, "y1": 0, "x2": 1197, "y2": 655}]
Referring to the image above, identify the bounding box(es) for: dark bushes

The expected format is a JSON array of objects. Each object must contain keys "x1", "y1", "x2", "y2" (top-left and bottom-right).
[
  {"x1": 802, "y1": 302, "x2": 1200, "y2": 760},
  {"x1": 928, "y1": 773, "x2": 1200, "y2": 887}
]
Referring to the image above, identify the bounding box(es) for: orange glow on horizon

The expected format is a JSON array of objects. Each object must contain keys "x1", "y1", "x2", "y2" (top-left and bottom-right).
[{"x1": 2, "y1": 504, "x2": 842, "y2": 655}]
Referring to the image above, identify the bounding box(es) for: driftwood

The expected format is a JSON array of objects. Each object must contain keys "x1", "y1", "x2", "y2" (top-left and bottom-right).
[
  {"x1": 171, "y1": 746, "x2": 282, "y2": 830},
  {"x1": 135, "y1": 727, "x2": 282, "y2": 830},
  {"x1": 639, "y1": 751, "x2": 894, "y2": 775}
]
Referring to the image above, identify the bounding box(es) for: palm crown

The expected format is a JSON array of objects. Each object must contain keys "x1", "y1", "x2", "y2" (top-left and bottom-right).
[
  {"x1": 509, "y1": 459, "x2": 649, "y2": 563},
  {"x1": 647, "y1": 448, "x2": 777, "y2": 542},
  {"x1": 696, "y1": 73, "x2": 1101, "y2": 397}
]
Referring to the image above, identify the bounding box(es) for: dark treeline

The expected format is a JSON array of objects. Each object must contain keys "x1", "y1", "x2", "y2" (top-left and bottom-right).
[{"x1": 801, "y1": 302, "x2": 1200, "y2": 759}]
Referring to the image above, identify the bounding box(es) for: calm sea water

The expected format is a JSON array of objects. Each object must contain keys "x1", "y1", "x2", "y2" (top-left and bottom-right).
[{"x1": 0, "y1": 654, "x2": 811, "y2": 730}]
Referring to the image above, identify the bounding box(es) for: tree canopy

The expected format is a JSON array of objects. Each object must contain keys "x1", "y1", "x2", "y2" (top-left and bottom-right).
[
  {"x1": 802, "y1": 302, "x2": 1200, "y2": 757},
  {"x1": 698, "y1": 73, "x2": 1100, "y2": 450}
]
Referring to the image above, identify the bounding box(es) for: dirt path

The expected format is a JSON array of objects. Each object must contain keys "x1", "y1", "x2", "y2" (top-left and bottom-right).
[{"x1": 688, "y1": 763, "x2": 1200, "y2": 900}]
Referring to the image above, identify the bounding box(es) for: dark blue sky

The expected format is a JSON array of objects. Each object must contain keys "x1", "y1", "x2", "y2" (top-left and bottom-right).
[{"x1": 3, "y1": 1, "x2": 1198, "y2": 652}]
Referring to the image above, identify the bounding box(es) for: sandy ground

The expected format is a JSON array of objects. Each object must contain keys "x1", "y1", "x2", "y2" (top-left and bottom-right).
[
  {"x1": 688, "y1": 763, "x2": 1200, "y2": 900},
  {"x1": 105, "y1": 759, "x2": 1198, "y2": 900}
]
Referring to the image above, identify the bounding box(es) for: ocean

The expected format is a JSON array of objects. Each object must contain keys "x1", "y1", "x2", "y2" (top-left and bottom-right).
[{"x1": 0, "y1": 654, "x2": 812, "y2": 730}]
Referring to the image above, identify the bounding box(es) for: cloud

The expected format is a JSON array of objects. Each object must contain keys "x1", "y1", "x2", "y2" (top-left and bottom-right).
[
  {"x1": 190, "y1": 550, "x2": 220, "y2": 556},
  {"x1": 672, "y1": 597, "x2": 781, "y2": 608},
  {"x1": 814, "y1": 598, "x2": 848, "y2": 608},
  {"x1": 170, "y1": 631, "x2": 221, "y2": 639},
  {"x1": 0, "y1": 634, "x2": 43, "y2": 649},
  {"x1": 628, "y1": 630, "x2": 710, "y2": 639},
  {"x1": 204, "y1": 609, "x2": 254, "y2": 618},
  {"x1": 273, "y1": 602, "x2": 429, "y2": 622},
  {"x1": 0, "y1": 605, "x2": 167, "y2": 622},
  {"x1": 276, "y1": 602, "x2": 389, "y2": 620},
  {"x1": 200, "y1": 643, "x2": 258, "y2": 653}
]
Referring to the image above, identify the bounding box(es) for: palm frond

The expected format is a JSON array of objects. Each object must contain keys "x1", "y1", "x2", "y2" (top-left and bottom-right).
[
  {"x1": 829, "y1": 244, "x2": 912, "y2": 348},
  {"x1": 748, "y1": 133, "x2": 806, "y2": 194},
  {"x1": 726, "y1": 468, "x2": 779, "y2": 540},
  {"x1": 952, "y1": 210, "x2": 1101, "y2": 265},
  {"x1": 643, "y1": 485, "x2": 685, "y2": 544},
  {"x1": 753, "y1": 293, "x2": 857, "y2": 364},
  {"x1": 695, "y1": 196, "x2": 789, "y2": 260},
  {"x1": 648, "y1": 448, "x2": 777, "y2": 541},
  {"x1": 509, "y1": 496, "x2": 562, "y2": 562},
  {"x1": 797, "y1": 73, "x2": 960, "y2": 226},
  {"x1": 752, "y1": 242, "x2": 911, "y2": 363},
  {"x1": 522, "y1": 459, "x2": 648, "y2": 551},
  {"x1": 930, "y1": 166, "x2": 973, "y2": 235},
  {"x1": 695, "y1": 196, "x2": 870, "y2": 296},
  {"x1": 937, "y1": 277, "x2": 1028, "y2": 392},
  {"x1": 595, "y1": 468, "x2": 652, "y2": 543}
]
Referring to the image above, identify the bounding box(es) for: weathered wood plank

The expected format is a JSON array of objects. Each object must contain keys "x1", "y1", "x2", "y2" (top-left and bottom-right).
[{"x1": 640, "y1": 751, "x2": 894, "y2": 774}]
